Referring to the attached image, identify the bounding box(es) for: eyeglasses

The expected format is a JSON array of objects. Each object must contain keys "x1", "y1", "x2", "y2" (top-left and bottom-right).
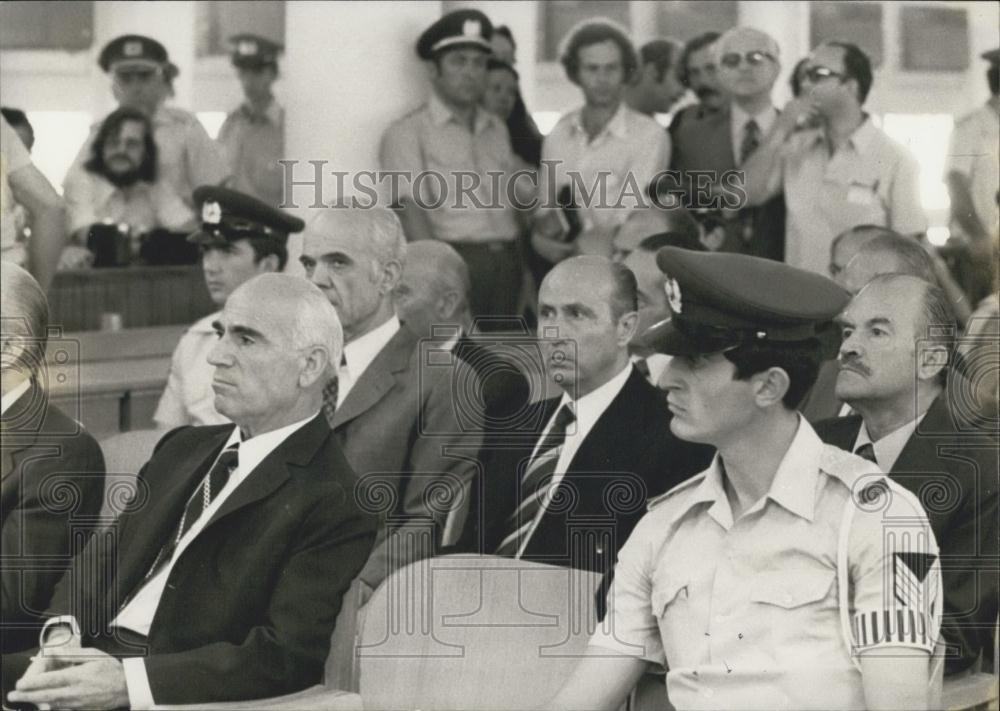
[
  {"x1": 802, "y1": 65, "x2": 845, "y2": 83},
  {"x1": 719, "y1": 51, "x2": 776, "y2": 69}
]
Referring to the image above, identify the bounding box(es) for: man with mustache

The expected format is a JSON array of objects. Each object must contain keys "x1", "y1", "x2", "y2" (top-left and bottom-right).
[
  {"x1": 380, "y1": 9, "x2": 524, "y2": 327},
  {"x1": 154, "y1": 186, "x2": 298, "y2": 429},
  {"x1": 668, "y1": 32, "x2": 725, "y2": 133},
  {"x1": 62, "y1": 107, "x2": 195, "y2": 267},
  {"x1": 816, "y1": 274, "x2": 999, "y2": 677}
]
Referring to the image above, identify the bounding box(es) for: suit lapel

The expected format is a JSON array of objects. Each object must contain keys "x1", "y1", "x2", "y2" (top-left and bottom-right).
[
  {"x1": 891, "y1": 395, "x2": 949, "y2": 474},
  {"x1": 332, "y1": 327, "x2": 414, "y2": 429},
  {"x1": 1, "y1": 381, "x2": 45, "y2": 484}
]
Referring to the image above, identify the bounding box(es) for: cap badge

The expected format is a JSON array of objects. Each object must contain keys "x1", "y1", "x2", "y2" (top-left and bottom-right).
[
  {"x1": 238, "y1": 40, "x2": 257, "y2": 56},
  {"x1": 664, "y1": 278, "x2": 683, "y2": 314},
  {"x1": 462, "y1": 19, "x2": 481, "y2": 37},
  {"x1": 202, "y1": 201, "x2": 222, "y2": 225},
  {"x1": 124, "y1": 40, "x2": 143, "y2": 57}
]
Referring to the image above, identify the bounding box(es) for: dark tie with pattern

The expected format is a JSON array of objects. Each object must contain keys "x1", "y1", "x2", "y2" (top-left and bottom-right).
[
  {"x1": 146, "y1": 443, "x2": 239, "y2": 580},
  {"x1": 739, "y1": 119, "x2": 761, "y2": 165},
  {"x1": 322, "y1": 355, "x2": 347, "y2": 428},
  {"x1": 855, "y1": 442, "x2": 878, "y2": 464},
  {"x1": 495, "y1": 404, "x2": 576, "y2": 557}
]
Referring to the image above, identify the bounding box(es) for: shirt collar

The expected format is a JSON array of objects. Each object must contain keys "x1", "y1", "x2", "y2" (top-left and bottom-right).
[
  {"x1": 342, "y1": 315, "x2": 400, "y2": 381},
  {"x1": 1, "y1": 378, "x2": 32, "y2": 416},
  {"x1": 731, "y1": 102, "x2": 777, "y2": 134},
  {"x1": 853, "y1": 412, "x2": 925, "y2": 472},
  {"x1": 569, "y1": 101, "x2": 630, "y2": 140},
  {"x1": 555, "y1": 361, "x2": 633, "y2": 439},
  {"x1": 680, "y1": 416, "x2": 823, "y2": 526},
  {"x1": 846, "y1": 115, "x2": 877, "y2": 153},
  {"x1": 223, "y1": 410, "x2": 320, "y2": 478},
  {"x1": 428, "y1": 93, "x2": 496, "y2": 133}
]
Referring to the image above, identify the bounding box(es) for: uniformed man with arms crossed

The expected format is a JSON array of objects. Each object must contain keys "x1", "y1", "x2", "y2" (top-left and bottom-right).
[{"x1": 549, "y1": 248, "x2": 941, "y2": 710}]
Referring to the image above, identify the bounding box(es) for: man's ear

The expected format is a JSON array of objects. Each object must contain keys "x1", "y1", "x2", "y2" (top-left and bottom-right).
[
  {"x1": 754, "y1": 367, "x2": 791, "y2": 409},
  {"x1": 257, "y1": 254, "x2": 280, "y2": 274},
  {"x1": 299, "y1": 345, "x2": 330, "y2": 389},
  {"x1": 379, "y1": 259, "x2": 403, "y2": 295},
  {"x1": 917, "y1": 343, "x2": 948, "y2": 382},
  {"x1": 425, "y1": 59, "x2": 440, "y2": 82},
  {"x1": 436, "y1": 289, "x2": 461, "y2": 321},
  {"x1": 618, "y1": 310, "x2": 639, "y2": 346}
]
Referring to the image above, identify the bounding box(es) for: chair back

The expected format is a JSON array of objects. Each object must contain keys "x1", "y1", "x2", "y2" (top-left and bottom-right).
[{"x1": 358, "y1": 555, "x2": 603, "y2": 710}]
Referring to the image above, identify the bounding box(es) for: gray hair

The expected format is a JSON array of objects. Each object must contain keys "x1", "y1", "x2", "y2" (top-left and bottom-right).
[{"x1": 1, "y1": 262, "x2": 49, "y2": 373}]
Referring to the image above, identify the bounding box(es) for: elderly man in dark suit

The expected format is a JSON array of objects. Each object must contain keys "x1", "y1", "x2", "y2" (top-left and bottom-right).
[
  {"x1": 1, "y1": 263, "x2": 105, "y2": 655},
  {"x1": 816, "y1": 274, "x2": 999, "y2": 677},
  {"x1": 457, "y1": 256, "x2": 712, "y2": 579},
  {"x1": 4, "y1": 271, "x2": 376, "y2": 706},
  {"x1": 300, "y1": 207, "x2": 484, "y2": 588},
  {"x1": 670, "y1": 27, "x2": 785, "y2": 260}
]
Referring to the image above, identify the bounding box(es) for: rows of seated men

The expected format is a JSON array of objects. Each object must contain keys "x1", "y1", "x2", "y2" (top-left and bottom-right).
[{"x1": 1, "y1": 7, "x2": 997, "y2": 710}]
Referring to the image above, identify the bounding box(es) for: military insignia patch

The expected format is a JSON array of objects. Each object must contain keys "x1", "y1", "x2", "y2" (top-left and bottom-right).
[
  {"x1": 664, "y1": 277, "x2": 683, "y2": 314},
  {"x1": 893, "y1": 551, "x2": 936, "y2": 608},
  {"x1": 202, "y1": 201, "x2": 222, "y2": 225},
  {"x1": 462, "y1": 19, "x2": 481, "y2": 37},
  {"x1": 238, "y1": 40, "x2": 257, "y2": 56},
  {"x1": 124, "y1": 40, "x2": 143, "y2": 58}
]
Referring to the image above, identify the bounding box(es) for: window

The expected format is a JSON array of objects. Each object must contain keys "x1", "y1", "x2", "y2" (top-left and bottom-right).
[
  {"x1": 24, "y1": 112, "x2": 93, "y2": 191},
  {"x1": 0, "y1": 1, "x2": 95, "y2": 51},
  {"x1": 195, "y1": 1, "x2": 285, "y2": 58},
  {"x1": 809, "y1": 2, "x2": 883, "y2": 67},
  {"x1": 899, "y1": 5, "x2": 969, "y2": 72},
  {"x1": 537, "y1": 1, "x2": 630, "y2": 63}
]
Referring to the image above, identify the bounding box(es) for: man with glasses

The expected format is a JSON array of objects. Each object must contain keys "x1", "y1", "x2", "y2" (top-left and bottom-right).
[
  {"x1": 742, "y1": 41, "x2": 925, "y2": 275},
  {"x1": 63, "y1": 35, "x2": 229, "y2": 224},
  {"x1": 670, "y1": 27, "x2": 786, "y2": 260}
]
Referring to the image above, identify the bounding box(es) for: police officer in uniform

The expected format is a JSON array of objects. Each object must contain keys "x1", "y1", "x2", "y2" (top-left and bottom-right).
[
  {"x1": 63, "y1": 35, "x2": 229, "y2": 222},
  {"x1": 217, "y1": 34, "x2": 285, "y2": 207},
  {"x1": 549, "y1": 249, "x2": 942, "y2": 710},
  {"x1": 154, "y1": 186, "x2": 302, "y2": 429}
]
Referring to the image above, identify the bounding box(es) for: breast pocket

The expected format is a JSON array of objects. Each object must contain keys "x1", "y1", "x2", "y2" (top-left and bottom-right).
[
  {"x1": 651, "y1": 578, "x2": 693, "y2": 668},
  {"x1": 750, "y1": 569, "x2": 837, "y2": 655}
]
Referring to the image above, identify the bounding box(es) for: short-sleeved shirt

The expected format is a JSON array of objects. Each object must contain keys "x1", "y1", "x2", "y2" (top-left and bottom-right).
[
  {"x1": 64, "y1": 104, "x2": 230, "y2": 216},
  {"x1": 153, "y1": 312, "x2": 230, "y2": 429},
  {"x1": 591, "y1": 418, "x2": 939, "y2": 711},
  {"x1": 540, "y1": 103, "x2": 671, "y2": 257},
  {"x1": 1, "y1": 116, "x2": 33, "y2": 264},
  {"x1": 217, "y1": 100, "x2": 285, "y2": 208},
  {"x1": 379, "y1": 94, "x2": 521, "y2": 244},
  {"x1": 945, "y1": 102, "x2": 1000, "y2": 238},
  {"x1": 780, "y1": 118, "x2": 927, "y2": 275},
  {"x1": 63, "y1": 170, "x2": 195, "y2": 239}
]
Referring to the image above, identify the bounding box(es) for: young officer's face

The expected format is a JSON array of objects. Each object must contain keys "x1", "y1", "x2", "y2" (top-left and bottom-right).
[
  {"x1": 432, "y1": 47, "x2": 489, "y2": 107},
  {"x1": 659, "y1": 351, "x2": 758, "y2": 445},
  {"x1": 576, "y1": 40, "x2": 627, "y2": 108}
]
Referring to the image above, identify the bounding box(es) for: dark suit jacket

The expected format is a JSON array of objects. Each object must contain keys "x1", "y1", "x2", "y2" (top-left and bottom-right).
[
  {"x1": 670, "y1": 104, "x2": 785, "y2": 261},
  {"x1": 815, "y1": 394, "x2": 999, "y2": 674},
  {"x1": 453, "y1": 334, "x2": 532, "y2": 443},
  {"x1": 458, "y1": 367, "x2": 713, "y2": 575},
  {"x1": 1, "y1": 381, "x2": 105, "y2": 653},
  {"x1": 4, "y1": 414, "x2": 377, "y2": 704},
  {"x1": 332, "y1": 324, "x2": 483, "y2": 587}
]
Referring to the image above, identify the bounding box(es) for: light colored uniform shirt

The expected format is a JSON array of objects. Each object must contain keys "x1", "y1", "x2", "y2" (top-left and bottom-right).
[
  {"x1": 779, "y1": 118, "x2": 927, "y2": 275},
  {"x1": 217, "y1": 99, "x2": 285, "y2": 207},
  {"x1": 1, "y1": 116, "x2": 32, "y2": 265},
  {"x1": 64, "y1": 104, "x2": 229, "y2": 216},
  {"x1": 731, "y1": 104, "x2": 777, "y2": 166},
  {"x1": 338, "y1": 314, "x2": 401, "y2": 407},
  {"x1": 113, "y1": 413, "x2": 318, "y2": 709},
  {"x1": 153, "y1": 313, "x2": 229, "y2": 429},
  {"x1": 540, "y1": 103, "x2": 671, "y2": 257},
  {"x1": 592, "y1": 418, "x2": 939, "y2": 710},
  {"x1": 945, "y1": 102, "x2": 1000, "y2": 238},
  {"x1": 63, "y1": 171, "x2": 194, "y2": 239},
  {"x1": 379, "y1": 94, "x2": 521, "y2": 244},
  {"x1": 516, "y1": 362, "x2": 632, "y2": 556}
]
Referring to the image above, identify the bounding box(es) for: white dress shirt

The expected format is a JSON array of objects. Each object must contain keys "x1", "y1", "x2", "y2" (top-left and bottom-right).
[
  {"x1": 730, "y1": 103, "x2": 777, "y2": 166},
  {"x1": 114, "y1": 411, "x2": 320, "y2": 709},
  {"x1": 0, "y1": 377, "x2": 31, "y2": 415},
  {"x1": 338, "y1": 315, "x2": 400, "y2": 406},
  {"x1": 852, "y1": 412, "x2": 926, "y2": 471},
  {"x1": 517, "y1": 363, "x2": 633, "y2": 555}
]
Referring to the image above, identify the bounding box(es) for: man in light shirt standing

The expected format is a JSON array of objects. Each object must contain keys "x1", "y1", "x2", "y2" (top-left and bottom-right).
[{"x1": 3, "y1": 273, "x2": 376, "y2": 708}]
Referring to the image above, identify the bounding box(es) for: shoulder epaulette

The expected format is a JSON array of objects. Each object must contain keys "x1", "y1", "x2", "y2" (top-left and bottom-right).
[
  {"x1": 820, "y1": 443, "x2": 883, "y2": 490},
  {"x1": 647, "y1": 471, "x2": 705, "y2": 511}
]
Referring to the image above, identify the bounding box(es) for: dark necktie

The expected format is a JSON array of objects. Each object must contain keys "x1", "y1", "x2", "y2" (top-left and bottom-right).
[
  {"x1": 495, "y1": 404, "x2": 576, "y2": 557},
  {"x1": 321, "y1": 355, "x2": 347, "y2": 428},
  {"x1": 146, "y1": 443, "x2": 239, "y2": 580},
  {"x1": 633, "y1": 358, "x2": 652, "y2": 383},
  {"x1": 739, "y1": 119, "x2": 761, "y2": 165},
  {"x1": 855, "y1": 442, "x2": 878, "y2": 464}
]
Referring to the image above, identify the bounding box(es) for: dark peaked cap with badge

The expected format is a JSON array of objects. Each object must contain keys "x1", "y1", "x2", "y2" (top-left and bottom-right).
[
  {"x1": 416, "y1": 9, "x2": 493, "y2": 59},
  {"x1": 640, "y1": 247, "x2": 850, "y2": 355},
  {"x1": 229, "y1": 33, "x2": 284, "y2": 69},
  {"x1": 98, "y1": 34, "x2": 168, "y2": 72},
  {"x1": 189, "y1": 185, "x2": 303, "y2": 248}
]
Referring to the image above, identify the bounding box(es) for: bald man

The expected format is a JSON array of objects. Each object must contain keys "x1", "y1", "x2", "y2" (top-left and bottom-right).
[
  {"x1": 455, "y1": 256, "x2": 711, "y2": 594},
  {"x1": 670, "y1": 26, "x2": 786, "y2": 260},
  {"x1": 1, "y1": 263, "x2": 105, "y2": 654},
  {"x1": 300, "y1": 208, "x2": 484, "y2": 587}
]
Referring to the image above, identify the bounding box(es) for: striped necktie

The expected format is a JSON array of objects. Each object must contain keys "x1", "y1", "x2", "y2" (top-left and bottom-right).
[
  {"x1": 739, "y1": 118, "x2": 761, "y2": 165},
  {"x1": 495, "y1": 403, "x2": 576, "y2": 557},
  {"x1": 321, "y1": 354, "x2": 347, "y2": 428},
  {"x1": 145, "y1": 443, "x2": 239, "y2": 580}
]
